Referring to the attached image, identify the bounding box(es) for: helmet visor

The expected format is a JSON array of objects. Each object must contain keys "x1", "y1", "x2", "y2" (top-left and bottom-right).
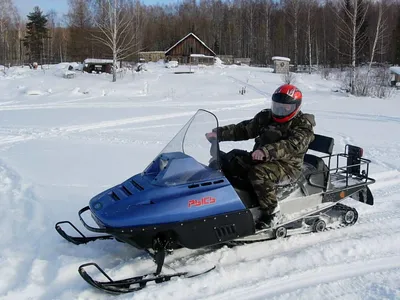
[{"x1": 271, "y1": 101, "x2": 297, "y2": 117}]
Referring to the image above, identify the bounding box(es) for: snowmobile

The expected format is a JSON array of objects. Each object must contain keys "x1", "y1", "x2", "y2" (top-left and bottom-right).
[{"x1": 55, "y1": 109, "x2": 375, "y2": 294}]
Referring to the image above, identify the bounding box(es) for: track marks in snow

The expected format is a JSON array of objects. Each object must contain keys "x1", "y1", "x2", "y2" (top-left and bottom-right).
[
  {"x1": 227, "y1": 75, "x2": 271, "y2": 98},
  {"x1": 205, "y1": 256, "x2": 400, "y2": 300},
  {"x1": 0, "y1": 97, "x2": 264, "y2": 112},
  {"x1": 59, "y1": 111, "x2": 196, "y2": 133},
  {"x1": 124, "y1": 199, "x2": 400, "y2": 300},
  {"x1": 0, "y1": 99, "x2": 265, "y2": 148},
  {"x1": 0, "y1": 111, "x2": 196, "y2": 148},
  {"x1": 366, "y1": 169, "x2": 400, "y2": 200},
  {"x1": 309, "y1": 110, "x2": 400, "y2": 125}
]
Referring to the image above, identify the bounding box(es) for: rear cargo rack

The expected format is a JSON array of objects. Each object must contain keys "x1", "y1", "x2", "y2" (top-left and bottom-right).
[{"x1": 306, "y1": 144, "x2": 375, "y2": 192}]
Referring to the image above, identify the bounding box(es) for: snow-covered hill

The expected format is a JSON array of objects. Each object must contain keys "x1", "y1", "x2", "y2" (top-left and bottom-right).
[{"x1": 0, "y1": 62, "x2": 399, "y2": 300}]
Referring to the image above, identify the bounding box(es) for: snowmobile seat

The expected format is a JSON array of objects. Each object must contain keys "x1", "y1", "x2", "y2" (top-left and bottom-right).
[
  {"x1": 302, "y1": 134, "x2": 334, "y2": 190},
  {"x1": 303, "y1": 154, "x2": 328, "y2": 189},
  {"x1": 308, "y1": 134, "x2": 334, "y2": 155}
]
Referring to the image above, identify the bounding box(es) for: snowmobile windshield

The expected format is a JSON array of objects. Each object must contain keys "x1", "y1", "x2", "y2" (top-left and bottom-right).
[{"x1": 143, "y1": 109, "x2": 222, "y2": 186}]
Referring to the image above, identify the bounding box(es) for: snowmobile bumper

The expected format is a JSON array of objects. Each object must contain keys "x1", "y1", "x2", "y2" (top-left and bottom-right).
[
  {"x1": 78, "y1": 206, "x2": 108, "y2": 233},
  {"x1": 55, "y1": 220, "x2": 113, "y2": 245}
]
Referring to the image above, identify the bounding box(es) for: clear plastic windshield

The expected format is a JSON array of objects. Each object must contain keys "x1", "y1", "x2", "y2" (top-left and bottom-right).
[{"x1": 143, "y1": 109, "x2": 221, "y2": 186}]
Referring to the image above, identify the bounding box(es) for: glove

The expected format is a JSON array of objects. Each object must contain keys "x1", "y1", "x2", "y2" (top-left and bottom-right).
[
  {"x1": 252, "y1": 149, "x2": 268, "y2": 161},
  {"x1": 205, "y1": 132, "x2": 217, "y2": 141}
]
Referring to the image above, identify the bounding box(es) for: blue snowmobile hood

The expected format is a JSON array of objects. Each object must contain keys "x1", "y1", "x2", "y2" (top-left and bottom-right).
[{"x1": 88, "y1": 153, "x2": 246, "y2": 228}]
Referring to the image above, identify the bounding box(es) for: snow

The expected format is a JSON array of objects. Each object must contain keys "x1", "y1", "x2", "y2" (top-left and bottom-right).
[
  {"x1": 0, "y1": 62, "x2": 399, "y2": 300},
  {"x1": 84, "y1": 58, "x2": 114, "y2": 64},
  {"x1": 390, "y1": 66, "x2": 400, "y2": 75},
  {"x1": 190, "y1": 54, "x2": 215, "y2": 58},
  {"x1": 272, "y1": 56, "x2": 291, "y2": 62},
  {"x1": 165, "y1": 60, "x2": 179, "y2": 68}
]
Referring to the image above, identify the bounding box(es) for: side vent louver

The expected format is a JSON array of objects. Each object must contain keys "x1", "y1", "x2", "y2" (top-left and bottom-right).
[
  {"x1": 110, "y1": 191, "x2": 120, "y2": 201},
  {"x1": 121, "y1": 186, "x2": 132, "y2": 196},
  {"x1": 188, "y1": 180, "x2": 224, "y2": 189},
  {"x1": 131, "y1": 180, "x2": 144, "y2": 191},
  {"x1": 109, "y1": 180, "x2": 144, "y2": 202},
  {"x1": 215, "y1": 224, "x2": 237, "y2": 241}
]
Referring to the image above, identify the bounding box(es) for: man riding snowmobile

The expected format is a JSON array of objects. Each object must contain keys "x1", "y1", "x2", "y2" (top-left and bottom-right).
[{"x1": 206, "y1": 84, "x2": 316, "y2": 227}]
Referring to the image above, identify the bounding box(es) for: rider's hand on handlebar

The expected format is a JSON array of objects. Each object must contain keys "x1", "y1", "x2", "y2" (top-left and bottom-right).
[
  {"x1": 205, "y1": 132, "x2": 217, "y2": 141},
  {"x1": 252, "y1": 149, "x2": 266, "y2": 161}
]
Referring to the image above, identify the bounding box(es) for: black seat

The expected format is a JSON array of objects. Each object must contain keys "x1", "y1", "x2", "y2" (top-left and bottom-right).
[
  {"x1": 308, "y1": 134, "x2": 334, "y2": 155},
  {"x1": 302, "y1": 134, "x2": 334, "y2": 189},
  {"x1": 303, "y1": 154, "x2": 328, "y2": 188}
]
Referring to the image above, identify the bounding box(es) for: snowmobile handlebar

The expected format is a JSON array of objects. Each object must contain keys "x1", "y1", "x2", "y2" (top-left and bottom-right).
[{"x1": 206, "y1": 134, "x2": 266, "y2": 163}]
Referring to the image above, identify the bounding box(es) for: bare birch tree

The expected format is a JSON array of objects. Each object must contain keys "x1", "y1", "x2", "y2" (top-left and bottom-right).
[
  {"x1": 368, "y1": 1, "x2": 387, "y2": 70},
  {"x1": 245, "y1": 0, "x2": 256, "y2": 59},
  {"x1": 130, "y1": 0, "x2": 146, "y2": 57},
  {"x1": 360, "y1": 0, "x2": 388, "y2": 96},
  {"x1": 263, "y1": 0, "x2": 273, "y2": 64},
  {"x1": 92, "y1": 0, "x2": 137, "y2": 82},
  {"x1": 284, "y1": 0, "x2": 301, "y2": 68},
  {"x1": 13, "y1": 8, "x2": 23, "y2": 64},
  {"x1": 333, "y1": 0, "x2": 369, "y2": 94},
  {"x1": 0, "y1": 0, "x2": 13, "y2": 67},
  {"x1": 47, "y1": 10, "x2": 57, "y2": 64},
  {"x1": 304, "y1": 0, "x2": 317, "y2": 74}
]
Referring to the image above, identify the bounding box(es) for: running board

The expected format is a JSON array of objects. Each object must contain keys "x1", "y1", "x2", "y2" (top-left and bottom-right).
[{"x1": 232, "y1": 202, "x2": 357, "y2": 243}]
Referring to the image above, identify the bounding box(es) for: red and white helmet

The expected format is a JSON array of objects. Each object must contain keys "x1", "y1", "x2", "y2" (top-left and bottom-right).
[{"x1": 271, "y1": 84, "x2": 302, "y2": 123}]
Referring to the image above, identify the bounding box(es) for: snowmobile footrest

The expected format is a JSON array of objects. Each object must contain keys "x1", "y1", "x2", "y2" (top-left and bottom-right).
[
  {"x1": 55, "y1": 221, "x2": 113, "y2": 245},
  {"x1": 78, "y1": 262, "x2": 215, "y2": 294}
]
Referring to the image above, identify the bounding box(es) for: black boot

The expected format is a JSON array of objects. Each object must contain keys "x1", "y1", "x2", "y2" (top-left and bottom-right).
[
  {"x1": 256, "y1": 211, "x2": 274, "y2": 230},
  {"x1": 256, "y1": 205, "x2": 282, "y2": 230}
]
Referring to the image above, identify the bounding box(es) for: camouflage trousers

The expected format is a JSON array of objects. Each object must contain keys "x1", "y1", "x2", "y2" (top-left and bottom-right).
[
  {"x1": 247, "y1": 162, "x2": 289, "y2": 213},
  {"x1": 220, "y1": 150, "x2": 290, "y2": 214}
]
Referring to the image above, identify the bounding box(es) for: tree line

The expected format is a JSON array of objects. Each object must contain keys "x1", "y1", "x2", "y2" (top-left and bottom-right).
[{"x1": 0, "y1": 0, "x2": 400, "y2": 69}]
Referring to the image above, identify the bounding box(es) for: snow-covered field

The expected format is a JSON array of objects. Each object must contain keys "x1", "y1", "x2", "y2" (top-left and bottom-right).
[{"x1": 0, "y1": 62, "x2": 399, "y2": 300}]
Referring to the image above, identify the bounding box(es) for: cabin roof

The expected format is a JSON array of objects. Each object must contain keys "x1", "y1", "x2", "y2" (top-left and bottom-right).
[
  {"x1": 272, "y1": 56, "x2": 291, "y2": 62},
  {"x1": 84, "y1": 58, "x2": 114, "y2": 64},
  {"x1": 165, "y1": 32, "x2": 216, "y2": 56},
  {"x1": 390, "y1": 66, "x2": 400, "y2": 75}
]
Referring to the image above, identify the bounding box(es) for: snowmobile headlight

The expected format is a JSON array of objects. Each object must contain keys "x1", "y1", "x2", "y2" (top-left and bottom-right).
[
  {"x1": 159, "y1": 158, "x2": 169, "y2": 171},
  {"x1": 93, "y1": 202, "x2": 103, "y2": 210}
]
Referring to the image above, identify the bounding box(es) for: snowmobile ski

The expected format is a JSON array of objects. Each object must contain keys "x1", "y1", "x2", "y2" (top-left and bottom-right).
[{"x1": 78, "y1": 262, "x2": 215, "y2": 294}]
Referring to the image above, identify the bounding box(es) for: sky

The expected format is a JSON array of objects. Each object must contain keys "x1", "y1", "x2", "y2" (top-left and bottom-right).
[
  {"x1": 15, "y1": 0, "x2": 69, "y2": 17},
  {"x1": 15, "y1": 0, "x2": 179, "y2": 19}
]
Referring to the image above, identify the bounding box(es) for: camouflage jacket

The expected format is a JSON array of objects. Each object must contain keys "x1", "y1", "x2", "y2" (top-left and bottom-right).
[{"x1": 214, "y1": 110, "x2": 316, "y2": 178}]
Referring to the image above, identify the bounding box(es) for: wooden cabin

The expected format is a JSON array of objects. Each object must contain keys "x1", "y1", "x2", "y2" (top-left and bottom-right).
[{"x1": 165, "y1": 33, "x2": 216, "y2": 64}]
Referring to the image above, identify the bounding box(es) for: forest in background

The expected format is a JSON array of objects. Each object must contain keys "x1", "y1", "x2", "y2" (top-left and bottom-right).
[{"x1": 0, "y1": 0, "x2": 399, "y2": 68}]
